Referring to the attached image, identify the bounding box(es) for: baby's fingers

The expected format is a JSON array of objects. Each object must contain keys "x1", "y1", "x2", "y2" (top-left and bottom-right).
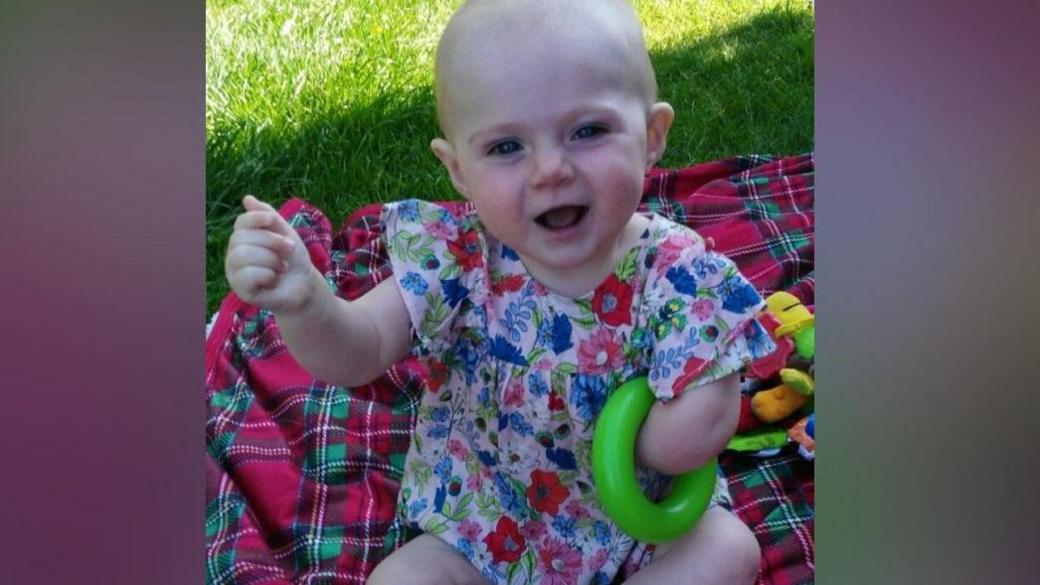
[
  {"x1": 238, "y1": 195, "x2": 298, "y2": 239},
  {"x1": 226, "y1": 242, "x2": 289, "y2": 275},
  {"x1": 234, "y1": 209, "x2": 281, "y2": 232},
  {"x1": 228, "y1": 227, "x2": 296, "y2": 258},
  {"x1": 242, "y1": 194, "x2": 277, "y2": 213},
  {"x1": 228, "y1": 265, "x2": 280, "y2": 298}
]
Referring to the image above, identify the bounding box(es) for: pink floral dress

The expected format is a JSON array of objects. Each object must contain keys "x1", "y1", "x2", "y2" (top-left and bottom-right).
[{"x1": 382, "y1": 200, "x2": 775, "y2": 584}]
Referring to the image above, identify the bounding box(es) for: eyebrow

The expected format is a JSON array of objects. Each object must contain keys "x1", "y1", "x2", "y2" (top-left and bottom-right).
[
  {"x1": 467, "y1": 124, "x2": 524, "y2": 147},
  {"x1": 465, "y1": 104, "x2": 626, "y2": 147}
]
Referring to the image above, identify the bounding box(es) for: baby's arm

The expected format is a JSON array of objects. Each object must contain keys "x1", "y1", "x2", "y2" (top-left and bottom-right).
[
  {"x1": 634, "y1": 374, "x2": 741, "y2": 476},
  {"x1": 225, "y1": 196, "x2": 412, "y2": 387},
  {"x1": 275, "y1": 277, "x2": 412, "y2": 387}
]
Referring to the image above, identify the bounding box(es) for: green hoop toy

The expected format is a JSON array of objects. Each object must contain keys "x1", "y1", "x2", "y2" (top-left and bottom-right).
[{"x1": 592, "y1": 376, "x2": 717, "y2": 544}]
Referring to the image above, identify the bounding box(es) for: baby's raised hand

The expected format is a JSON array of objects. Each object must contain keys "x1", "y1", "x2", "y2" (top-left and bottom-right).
[{"x1": 224, "y1": 195, "x2": 322, "y2": 314}]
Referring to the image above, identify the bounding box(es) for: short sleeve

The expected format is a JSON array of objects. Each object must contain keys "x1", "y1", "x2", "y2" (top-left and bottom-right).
[
  {"x1": 381, "y1": 199, "x2": 488, "y2": 351},
  {"x1": 643, "y1": 236, "x2": 776, "y2": 402}
]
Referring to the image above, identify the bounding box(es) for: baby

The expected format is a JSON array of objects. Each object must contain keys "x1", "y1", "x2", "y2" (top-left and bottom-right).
[{"x1": 224, "y1": 0, "x2": 775, "y2": 583}]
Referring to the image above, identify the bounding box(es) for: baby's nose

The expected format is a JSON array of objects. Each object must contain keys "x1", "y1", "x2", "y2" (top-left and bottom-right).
[{"x1": 528, "y1": 146, "x2": 575, "y2": 190}]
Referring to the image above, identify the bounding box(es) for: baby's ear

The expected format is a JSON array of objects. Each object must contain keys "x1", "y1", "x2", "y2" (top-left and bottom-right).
[
  {"x1": 644, "y1": 102, "x2": 675, "y2": 169},
  {"x1": 431, "y1": 138, "x2": 470, "y2": 199}
]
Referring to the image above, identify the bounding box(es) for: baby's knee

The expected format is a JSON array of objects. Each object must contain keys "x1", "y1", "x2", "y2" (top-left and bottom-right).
[
  {"x1": 715, "y1": 516, "x2": 761, "y2": 582},
  {"x1": 366, "y1": 553, "x2": 410, "y2": 585},
  {"x1": 669, "y1": 509, "x2": 760, "y2": 584},
  {"x1": 367, "y1": 536, "x2": 485, "y2": 585},
  {"x1": 368, "y1": 555, "x2": 444, "y2": 585}
]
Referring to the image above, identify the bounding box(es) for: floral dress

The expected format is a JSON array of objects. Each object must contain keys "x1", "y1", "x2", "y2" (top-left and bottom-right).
[{"x1": 381, "y1": 199, "x2": 775, "y2": 585}]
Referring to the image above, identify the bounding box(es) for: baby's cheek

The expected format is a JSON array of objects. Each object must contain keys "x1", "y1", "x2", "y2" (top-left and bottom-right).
[
  {"x1": 595, "y1": 155, "x2": 645, "y2": 199},
  {"x1": 471, "y1": 189, "x2": 520, "y2": 222}
]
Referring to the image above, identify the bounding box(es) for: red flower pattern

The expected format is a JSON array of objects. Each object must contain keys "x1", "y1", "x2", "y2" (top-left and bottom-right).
[
  {"x1": 447, "y1": 228, "x2": 484, "y2": 271},
  {"x1": 547, "y1": 390, "x2": 566, "y2": 412},
  {"x1": 483, "y1": 515, "x2": 526, "y2": 565},
  {"x1": 671, "y1": 356, "x2": 708, "y2": 395},
  {"x1": 526, "y1": 469, "x2": 569, "y2": 516},
  {"x1": 491, "y1": 273, "x2": 526, "y2": 296},
  {"x1": 591, "y1": 273, "x2": 633, "y2": 326},
  {"x1": 426, "y1": 358, "x2": 448, "y2": 393}
]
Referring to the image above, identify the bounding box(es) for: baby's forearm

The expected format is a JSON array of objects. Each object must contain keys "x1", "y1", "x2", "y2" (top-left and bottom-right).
[
  {"x1": 634, "y1": 374, "x2": 741, "y2": 475},
  {"x1": 275, "y1": 277, "x2": 408, "y2": 387}
]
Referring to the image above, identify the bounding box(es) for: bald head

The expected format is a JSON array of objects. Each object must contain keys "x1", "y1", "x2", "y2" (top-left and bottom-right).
[{"x1": 434, "y1": 0, "x2": 659, "y2": 141}]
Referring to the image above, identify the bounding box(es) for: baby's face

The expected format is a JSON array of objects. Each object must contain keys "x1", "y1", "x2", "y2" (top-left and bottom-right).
[{"x1": 432, "y1": 14, "x2": 672, "y2": 287}]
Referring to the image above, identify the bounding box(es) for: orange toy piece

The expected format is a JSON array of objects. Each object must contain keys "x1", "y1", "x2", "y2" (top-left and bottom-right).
[{"x1": 788, "y1": 414, "x2": 815, "y2": 460}]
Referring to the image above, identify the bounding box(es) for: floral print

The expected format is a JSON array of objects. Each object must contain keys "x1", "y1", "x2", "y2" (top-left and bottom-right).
[
  {"x1": 381, "y1": 200, "x2": 774, "y2": 584},
  {"x1": 527, "y1": 469, "x2": 569, "y2": 515},
  {"x1": 591, "y1": 273, "x2": 634, "y2": 327},
  {"x1": 577, "y1": 329, "x2": 624, "y2": 375}
]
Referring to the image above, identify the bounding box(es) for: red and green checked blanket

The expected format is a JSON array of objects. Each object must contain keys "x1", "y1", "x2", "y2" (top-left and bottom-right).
[{"x1": 205, "y1": 153, "x2": 815, "y2": 584}]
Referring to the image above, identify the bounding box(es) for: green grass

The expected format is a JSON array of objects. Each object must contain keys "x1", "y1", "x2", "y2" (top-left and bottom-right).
[{"x1": 206, "y1": 0, "x2": 814, "y2": 316}]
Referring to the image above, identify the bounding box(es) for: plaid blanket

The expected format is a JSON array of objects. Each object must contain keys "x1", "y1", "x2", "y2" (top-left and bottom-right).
[{"x1": 205, "y1": 153, "x2": 814, "y2": 584}]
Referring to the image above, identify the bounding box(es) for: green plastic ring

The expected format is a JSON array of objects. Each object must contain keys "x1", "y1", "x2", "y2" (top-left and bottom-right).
[{"x1": 592, "y1": 376, "x2": 717, "y2": 544}]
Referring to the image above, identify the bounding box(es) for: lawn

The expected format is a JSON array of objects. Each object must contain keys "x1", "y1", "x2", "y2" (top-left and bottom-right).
[{"x1": 206, "y1": 0, "x2": 814, "y2": 316}]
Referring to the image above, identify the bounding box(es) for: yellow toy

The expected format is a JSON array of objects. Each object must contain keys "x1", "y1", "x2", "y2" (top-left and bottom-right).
[
  {"x1": 749, "y1": 292, "x2": 814, "y2": 424},
  {"x1": 768, "y1": 291, "x2": 814, "y2": 359}
]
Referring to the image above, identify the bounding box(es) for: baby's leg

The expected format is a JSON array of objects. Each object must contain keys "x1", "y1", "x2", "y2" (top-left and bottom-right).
[
  {"x1": 367, "y1": 533, "x2": 488, "y2": 585},
  {"x1": 624, "y1": 507, "x2": 761, "y2": 584}
]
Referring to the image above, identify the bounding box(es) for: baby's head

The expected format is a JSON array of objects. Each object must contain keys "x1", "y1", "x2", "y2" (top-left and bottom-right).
[
  {"x1": 434, "y1": 0, "x2": 661, "y2": 141},
  {"x1": 430, "y1": 0, "x2": 674, "y2": 289}
]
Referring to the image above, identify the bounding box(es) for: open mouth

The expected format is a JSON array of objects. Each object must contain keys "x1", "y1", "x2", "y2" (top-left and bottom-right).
[{"x1": 534, "y1": 205, "x2": 589, "y2": 231}]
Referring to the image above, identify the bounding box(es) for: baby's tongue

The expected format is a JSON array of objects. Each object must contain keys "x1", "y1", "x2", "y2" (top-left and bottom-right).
[{"x1": 540, "y1": 206, "x2": 582, "y2": 229}]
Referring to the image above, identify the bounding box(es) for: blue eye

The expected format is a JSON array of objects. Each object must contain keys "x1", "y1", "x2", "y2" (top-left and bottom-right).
[
  {"x1": 573, "y1": 125, "x2": 607, "y2": 140},
  {"x1": 488, "y1": 140, "x2": 522, "y2": 156}
]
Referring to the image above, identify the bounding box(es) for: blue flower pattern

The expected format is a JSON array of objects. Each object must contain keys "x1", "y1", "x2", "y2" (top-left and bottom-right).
[
  {"x1": 401, "y1": 271, "x2": 428, "y2": 295},
  {"x1": 441, "y1": 277, "x2": 468, "y2": 308},
  {"x1": 571, "y1": 374, "x2": 608, "y2": 420}
]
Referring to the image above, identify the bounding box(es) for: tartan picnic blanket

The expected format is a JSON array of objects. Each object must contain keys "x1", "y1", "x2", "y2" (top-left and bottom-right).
[{"x1": 205, "y1": 153, "x2": 815, "y2": 584}]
